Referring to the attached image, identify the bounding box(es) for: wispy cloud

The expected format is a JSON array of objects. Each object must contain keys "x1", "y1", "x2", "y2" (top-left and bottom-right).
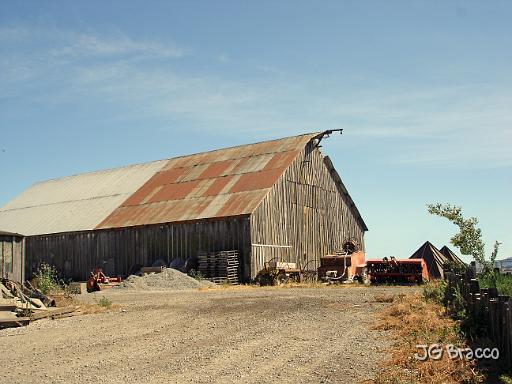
[
  {"x1": 216, "y1": 53, "x2": 230, "y2": 63},
  {"x1": 52, "y1": 32, "x2": 183, "y2": 58},
  {"x1": 0, "y1": 25, "x2": 184, "y2": 85},
  {"x1": 1, "y1": 24, "x2": 511, "y2": 168}
]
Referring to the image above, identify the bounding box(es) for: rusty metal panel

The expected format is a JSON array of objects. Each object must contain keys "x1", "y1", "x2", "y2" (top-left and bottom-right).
[
  {"x1": 229, "y1": 168, "x2": 284, "y2": 193},
  {"x1": 230, "y1": 153, "x2": 273, "y2": 174},
  {"x1": 264, "y1": 150, "x2": 300, "y2": 170},
  {"x1": 148, "y1": 180, "x2": 201, "y2": 203},
  {"x1": 97, "y1": 133, "x2": 318, "y2": 229},
  {"x1": 198, "y1": 160, "x2": 234, "y2": 179},
  {"x1": 202, "y1": 175, "x2": 235, "y2": 197}
]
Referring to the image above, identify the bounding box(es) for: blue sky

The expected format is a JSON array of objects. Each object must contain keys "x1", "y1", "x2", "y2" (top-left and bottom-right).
[{"x1": 0, "y1": 1, "x2": 510, "y2": 261}]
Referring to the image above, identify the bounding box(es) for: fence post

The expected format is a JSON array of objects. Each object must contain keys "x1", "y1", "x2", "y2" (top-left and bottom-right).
[
  {"x1": 498, "y1": 296, "x2": 510, "y2": 369},
  {"x1": 469, "y1": 279, "x2": 479, "y2": 294},
  {"x1": 446, "y1": 267, "x2": 512, "y2": 370},
  {"x1": 506, "y1": 301, "x2": 512, "y2": 371},
  {"x1": 489, "y1": 287, "x2": 499, "y2": 299}
]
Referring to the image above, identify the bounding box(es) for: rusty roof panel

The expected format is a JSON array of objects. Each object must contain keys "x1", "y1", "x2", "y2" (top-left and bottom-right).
[
  {"x1": 159, "y1": 133, "x2": 318, "y2": 169},
  {"x1": 177, "y1": 164, "x2": 210, "y2": 182},
  {"x1": 187, "y1": 179, "x2": 216, "y2": 199},
  {"x1": 231, "y1": 153, "x2": 273, "y2": 174},
  {"x1": 196, "y1": 194, "x2": 232, "y2": 218},
  {"x1": 229, "y1": 168, "x2": 284, "y2": 194},
  {"x1": 264, "y1": 150, "x2": 299, "y2": 171},
  {"x1": 148, "y1": 180, "x2": 201, "y2": 203},
  {"x1": 149, "y1": 168, "x2": 187, "y2": 186},
  {"x1": 199, "y1": 160, "x2": 234, "y2": 179},
  {"x1": 203, "y1": 175, "x2": 235, "y2": 197},
  {"x1": 96, "y1": 134, "x2": 319, "y2": 229},
  {"x1": 97, "y1": 191, "x2": 266, "y2": 228}
]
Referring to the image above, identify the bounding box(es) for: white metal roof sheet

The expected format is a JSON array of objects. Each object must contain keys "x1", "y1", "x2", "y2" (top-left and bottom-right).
[{"x1": 0, "y1": 160, "x2": 166, "y2": 235}]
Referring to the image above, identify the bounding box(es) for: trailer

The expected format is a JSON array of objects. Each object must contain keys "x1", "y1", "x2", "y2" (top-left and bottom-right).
[{"x1": 366, "y1": 257, "x2": 428, "y2": 284}]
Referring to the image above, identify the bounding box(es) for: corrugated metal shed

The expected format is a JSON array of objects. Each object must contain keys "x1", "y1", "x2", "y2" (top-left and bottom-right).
[
  {"x1": 439, "y1": 245, "x2": 465, "y2": 265},
  {"x1": 97, "y1": 134, "x2": 318, "y2": 229},
  {"x1": 409, "y1": 241, "x2": 448, "y2": 279},
  {"x1": 0, "y1": 161, "x2": 167, "y2": 236}
]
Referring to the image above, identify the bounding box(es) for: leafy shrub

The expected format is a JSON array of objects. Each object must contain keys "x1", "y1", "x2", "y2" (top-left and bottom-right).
[
  {"x1": 443, "y1": 260, "x2": 466, "y2": 275},
  {"x1": 97, "y1": 296, "x2": 112, "y2": 308},
  {"x1": 188, "y1": 269, "x2": 204, "y2": 281},
  {"x1": 450, "y1": 285, "x2": 467, "y2": 320},
  {"x1": 479, "y1": 273, "x2": 512, "y2": 297},
  {"x1": 423, "y1": 280, "x2": 446, "y2": 305},
  {"x1": 33, "y1": 262, "x2": 58, "y2": 294}
]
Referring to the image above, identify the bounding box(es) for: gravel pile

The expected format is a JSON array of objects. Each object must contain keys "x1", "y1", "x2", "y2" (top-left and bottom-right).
[{"x1": 118, "y1": 268, "x2": 216, "y2": 290}]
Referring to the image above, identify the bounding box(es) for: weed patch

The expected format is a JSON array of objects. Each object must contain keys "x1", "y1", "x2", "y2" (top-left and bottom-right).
[
  {"x1": 97, "y1": 296, "x2": 112, "y2": 308},
  {"x1": 32, "y1": 262, "x2": 59, "y2": 295},
  {"x1": 423, "y1": 280, "x2": 446, "y2": 305},
  {"x1": 374, "y1": 294, "x2": 395, "y2": 303},
  {"x1": 372, "y1": 294, "x2": 482, "y2": 384}
]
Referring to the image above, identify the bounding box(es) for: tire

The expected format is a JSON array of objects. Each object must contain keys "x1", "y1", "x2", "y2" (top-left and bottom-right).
[{"x1": 276, "y1": 273, "x2": 289, "y2": 285}]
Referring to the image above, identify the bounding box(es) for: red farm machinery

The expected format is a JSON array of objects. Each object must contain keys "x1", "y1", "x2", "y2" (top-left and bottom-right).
[
  {"x1": 366, "y1": 257, "x2": 429, "y2": 284},
  {"x1": 317, "y1": 239, "x2": 367, "y2": 283}
]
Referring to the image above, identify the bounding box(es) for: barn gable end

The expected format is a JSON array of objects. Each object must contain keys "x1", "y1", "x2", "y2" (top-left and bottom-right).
[{"x1": 250, "y1": 140, "x2": 367, "y2": 278}]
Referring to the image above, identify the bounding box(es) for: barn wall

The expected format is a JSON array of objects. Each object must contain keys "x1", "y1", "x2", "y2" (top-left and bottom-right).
[
  {"x1": 250, "y1": 142, "x2": 366, "y2": 278},
  {"x1": 0, "y1": 235, "x2": 24, "y2": 282},
  {"x1": 25, "y1": 217, "x2": 251, "y2": 281}
]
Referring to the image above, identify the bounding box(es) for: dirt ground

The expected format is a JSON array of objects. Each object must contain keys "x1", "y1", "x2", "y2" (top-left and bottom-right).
[{"x1": 0, "y1": 285, "x2": 418, "y2": 384}]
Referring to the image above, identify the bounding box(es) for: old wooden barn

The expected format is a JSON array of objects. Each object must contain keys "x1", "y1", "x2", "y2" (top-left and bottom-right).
[{"x1": 0, "y1": 132, "x2": 367, "y2": 282}]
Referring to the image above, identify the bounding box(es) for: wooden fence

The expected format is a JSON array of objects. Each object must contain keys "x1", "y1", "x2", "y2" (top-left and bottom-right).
[{"x1": 445, "y1": 269, "x2": 512, "y2": 369}]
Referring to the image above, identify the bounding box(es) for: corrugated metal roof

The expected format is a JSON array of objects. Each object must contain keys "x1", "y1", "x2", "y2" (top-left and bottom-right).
[
  {"x1": 97, "y1": 134, "x2": 318, "y2": 229},
  {"x1": 409, "y1": 241, "x2": 448, "y2": 279},
  {"x1": 0, "y1": 230, "x2": 23, "y2": 237},
  {"x1": 0, "y1": 132, "x2": 373, "y2": 236},
  {"x1": 0, "y1": 161, "x2": 167, "y2": 235},
  {"x1": 439, "y1": 246, "x2": 465, "y2": 265}
]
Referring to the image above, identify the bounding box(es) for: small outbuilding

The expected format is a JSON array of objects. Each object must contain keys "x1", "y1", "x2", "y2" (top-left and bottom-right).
[
  {"x1": 439, "y1": 245, "x2": 465, "y2": 265},
  {"x1": 0, "y1": 230, "x2": 24, "y2": 283},
  {"x1": 409, "y1": 241, "x2": 447, "y2": 279}
]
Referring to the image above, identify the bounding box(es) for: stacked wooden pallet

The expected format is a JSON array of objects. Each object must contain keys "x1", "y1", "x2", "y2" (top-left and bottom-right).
[{"x1": 197, "y1": 250, "x2": 240, "y2": 285}]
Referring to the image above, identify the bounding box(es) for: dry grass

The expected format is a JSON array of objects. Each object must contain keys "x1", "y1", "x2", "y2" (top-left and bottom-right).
[
  {"x1": 372, "y1": 294, "x2": 483, "y2": 384},
  {"x1": 197, "y1": 281, "x2": 369, "y2": 292},
  {"x1": 373, "y1": 293, "x2": 396, "y2": 303},
  {"x1": 77, "y1": 302, "x2": 122, "y2": 315},
  {"x1": 51, "y1": 293, "x2": 121, "y2": 315}
]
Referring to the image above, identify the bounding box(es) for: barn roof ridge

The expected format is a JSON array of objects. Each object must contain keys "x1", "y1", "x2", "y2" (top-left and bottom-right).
[{"x1": 27, "y1": 132, "x2": 322, "y2": 185}]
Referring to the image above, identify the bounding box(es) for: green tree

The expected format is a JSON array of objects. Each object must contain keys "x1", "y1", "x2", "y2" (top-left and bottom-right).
[{"x1": 427, "y1": 203, "x2": 500, "y2": 276}]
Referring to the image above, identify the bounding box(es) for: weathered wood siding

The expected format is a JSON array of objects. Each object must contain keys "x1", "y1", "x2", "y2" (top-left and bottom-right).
[
  {"x1": 0, "y1": 235, "x2": 24, "y2": 283},
  {"x1": 25, "y1": 217, "x2": 251, "y2": 281},
  {"x1": 250, "y1": 143, "x2": 366, "y2": 278}
]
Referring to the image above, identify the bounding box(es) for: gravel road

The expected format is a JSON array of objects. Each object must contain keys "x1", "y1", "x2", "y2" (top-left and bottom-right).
[{"x1": 1, "y1": 285, "x2": 418, "y2": 383}]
